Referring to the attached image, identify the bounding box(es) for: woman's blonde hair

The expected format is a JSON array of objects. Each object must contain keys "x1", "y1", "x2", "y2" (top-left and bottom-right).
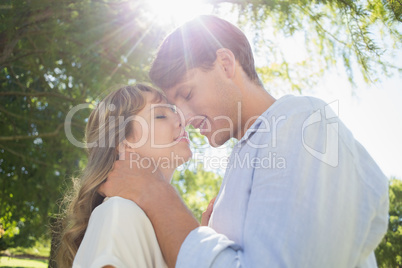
[{"x1": 56, "y1": 84, "x2": 164, "y2": 268}]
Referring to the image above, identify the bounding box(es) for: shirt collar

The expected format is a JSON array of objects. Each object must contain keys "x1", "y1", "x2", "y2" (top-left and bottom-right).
[{"x1": 237, "y1": 95, "x2": 294, "y2": 144}]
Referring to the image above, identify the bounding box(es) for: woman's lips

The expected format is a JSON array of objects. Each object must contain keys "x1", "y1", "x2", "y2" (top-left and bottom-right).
[{"x1": 175, "y1": 131, "x2": 190, "y2": 143}]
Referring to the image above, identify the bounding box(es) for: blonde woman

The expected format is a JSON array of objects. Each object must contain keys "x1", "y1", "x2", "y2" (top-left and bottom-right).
[{"x1": 57, "y1": 84, "x2": 192, "y2": 268}]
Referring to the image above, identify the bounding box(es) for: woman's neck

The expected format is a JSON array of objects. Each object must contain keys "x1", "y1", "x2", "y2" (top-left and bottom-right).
[{"x1": 159, "y1": 167, "x2": 175, "y2": 183}]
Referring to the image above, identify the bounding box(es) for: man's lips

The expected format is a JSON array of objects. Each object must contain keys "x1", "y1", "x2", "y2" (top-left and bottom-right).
[
  {"x1": 198, "y1": 117, "x2": 208, "y2": 134},
  {"x1": 192, "y1": 117, "x2": 208, "y2": 134}
]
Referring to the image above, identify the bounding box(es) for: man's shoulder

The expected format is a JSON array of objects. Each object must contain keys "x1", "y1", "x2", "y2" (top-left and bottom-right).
[
  {"x1": 265, "y1": 94, "x2": 327, "y2": 116},
  {"x1": 254, "y1": 95, "x2": 329, "y2": 131},
  {"x1": 238, "y1": 94, "x2": 337, "y2": 149}
]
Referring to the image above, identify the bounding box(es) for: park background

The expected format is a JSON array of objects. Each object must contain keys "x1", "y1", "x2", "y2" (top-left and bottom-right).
[{"x1": 0, "y1": 0, "x2": 401, "y2": 267}]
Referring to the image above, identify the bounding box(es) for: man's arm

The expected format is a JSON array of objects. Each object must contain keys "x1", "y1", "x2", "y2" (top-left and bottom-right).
[{"x1": 140, "y1": 180, "x2": 199, "y2": 267}]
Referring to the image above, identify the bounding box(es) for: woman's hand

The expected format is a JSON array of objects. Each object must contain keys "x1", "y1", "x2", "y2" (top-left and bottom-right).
[{"x1": 201, "y1": 197, "x2": 216, "y2": 226}]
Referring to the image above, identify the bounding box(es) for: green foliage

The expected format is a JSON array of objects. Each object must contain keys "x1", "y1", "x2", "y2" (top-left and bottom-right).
[
  {"x1": 385, "y1": 0, "x2": 402, "y2": 22},
  {"x1": 172, "y1": 167, "x2": 223, "y2": 222},
  {"x1": 220, "y1": 0, "x2": 401, "y2": 90},
  {"x1": 375, "y1": 178, "x2": 402, "y2": 268}
]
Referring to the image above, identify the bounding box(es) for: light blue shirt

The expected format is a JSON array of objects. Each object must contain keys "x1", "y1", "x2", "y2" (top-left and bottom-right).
[{"x1": 177, "y1": 95, "x2": 389, "y2": 267}]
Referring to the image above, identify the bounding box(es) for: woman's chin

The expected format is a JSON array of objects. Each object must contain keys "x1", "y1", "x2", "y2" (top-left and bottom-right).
[
  {"x1": 172, "y1": 151, "x2": 192, "y2": 168},
  {"x1": 183, "y1": 151, "x2": 193, "y2": 163}
]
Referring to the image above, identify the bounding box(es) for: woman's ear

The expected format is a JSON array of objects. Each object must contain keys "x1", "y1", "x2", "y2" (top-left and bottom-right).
[
  {"x1": 117, "y1": 140, "x2": 136, "y2": 160},
  {"x1": 216, "y1": 48, "x2": 236, "y2": 79}
]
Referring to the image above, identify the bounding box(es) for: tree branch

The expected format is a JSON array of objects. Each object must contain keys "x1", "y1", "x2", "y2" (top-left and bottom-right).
[
  {"x1": 0, "y1": 144, "x2": 50, "y2": 166},
  {"x1": 0, "y1": 123, "x2": 64, "y2": 141},
  {"x1": 0, "y1": 30, "x2": 24, "y2": 65},
  {"x1": 0, "y1": 91, "x2": 78, "y2": 102},
  {"x1": 0, "y1": 105, "x2": 43, "y2": 124},
  {"x1": 1, "y1": 49, "x2": 47, "y2": 66},
  {"x1": 0, "y1": 104, "x2": 86, "y2": 129},
  {"x1": 299, "y1": 6, "x2": 348, "y2": 47}
]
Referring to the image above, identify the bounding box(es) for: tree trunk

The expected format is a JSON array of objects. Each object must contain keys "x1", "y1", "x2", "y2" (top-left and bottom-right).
[{"x1": 48, "y1": 216, "x2": 62, "y2": 268}]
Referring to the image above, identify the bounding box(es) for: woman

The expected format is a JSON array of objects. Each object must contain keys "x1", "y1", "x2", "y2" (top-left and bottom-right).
[{"x1": 57, "y1": 84, "x2": 192, "y2": 268}]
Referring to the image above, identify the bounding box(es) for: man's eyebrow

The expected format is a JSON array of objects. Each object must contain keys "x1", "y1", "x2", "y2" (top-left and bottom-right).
[
  {"x1": 172, "y1": 85, "x2": 187, "y2": 100},
  {"x1": 171, "y1": 71, "x2": 195, "y2": 99}
]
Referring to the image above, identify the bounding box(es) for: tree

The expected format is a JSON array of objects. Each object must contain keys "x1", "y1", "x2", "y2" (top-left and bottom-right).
[
  {"x1": 0, "y1": 0, "x2": 165, "y2": 250},
  {"x1": 375, "y1": 178, "x2": 402, "y2": 268}
]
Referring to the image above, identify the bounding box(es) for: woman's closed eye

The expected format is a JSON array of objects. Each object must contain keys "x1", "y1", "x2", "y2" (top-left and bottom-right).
[
  {"x1": 153, "y1": 105, "x2": 176, "y2": 119},
  {"x1": 155, "y1": 114, "x2": 167, "y2": 119}
]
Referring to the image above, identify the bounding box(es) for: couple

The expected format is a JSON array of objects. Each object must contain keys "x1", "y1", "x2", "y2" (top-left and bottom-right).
[{"x1": 58, "y1": 15, "x2": 389, "y2": 268}]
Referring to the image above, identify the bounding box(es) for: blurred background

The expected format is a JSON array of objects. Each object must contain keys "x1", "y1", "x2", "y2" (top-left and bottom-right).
[{"x1": 0, "y1": 0, "x2": 401, "y2": 267}]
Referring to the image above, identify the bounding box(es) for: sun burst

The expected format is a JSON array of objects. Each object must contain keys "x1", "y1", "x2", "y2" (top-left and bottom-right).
[{"x1": 145, "y1": 0, "x2": 212, "y2": 26}]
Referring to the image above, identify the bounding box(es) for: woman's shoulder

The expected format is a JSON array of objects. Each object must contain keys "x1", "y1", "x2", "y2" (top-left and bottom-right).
[
  {"x1": 101, "y1": 196, "x2": 141, "y2": 209},
  {"x1": 74, "y1": 197, "x2": 160, "y2": 268},
  {"x1": 91, "y1": 196, "x2": 147, "y2": 223}
]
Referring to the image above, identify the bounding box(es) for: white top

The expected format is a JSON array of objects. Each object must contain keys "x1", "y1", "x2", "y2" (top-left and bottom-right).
[
  {"x1": 177, "y1": 95, "x2": 389, "y2": 267},
  {"x1": 73, "y1": 197, "x2": 167, "y2": 268}
]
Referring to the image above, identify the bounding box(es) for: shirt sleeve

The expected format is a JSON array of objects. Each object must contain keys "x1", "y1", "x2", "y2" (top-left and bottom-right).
[
  {"x1": 73, "y1": 197, "x2": 167, "y2": 268},
  {"x1": 176, "y1": 97, "x2": 389, "y2": 268},
  {"x1": 176, "y1": 227, "x2": 242, "y2": 267}
]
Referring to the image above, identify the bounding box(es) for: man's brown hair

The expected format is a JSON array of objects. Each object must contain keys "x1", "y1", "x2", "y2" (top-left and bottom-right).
[{"x1": 149, "y1": 15, "x2": 261, "y2": 89}]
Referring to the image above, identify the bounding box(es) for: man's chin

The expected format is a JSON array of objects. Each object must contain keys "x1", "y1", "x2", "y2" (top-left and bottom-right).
[{"x1": 206, "y1": 134, "x2": 229, "y2": 148}]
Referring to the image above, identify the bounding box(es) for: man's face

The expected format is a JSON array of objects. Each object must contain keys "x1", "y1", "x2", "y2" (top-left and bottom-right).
[{"x1": 163, "y1": 64, "x2": 241, "y2": 147}]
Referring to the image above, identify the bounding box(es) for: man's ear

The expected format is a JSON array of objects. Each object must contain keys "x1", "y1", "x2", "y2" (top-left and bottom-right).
[{"x1": 216, "y1": 48, "x2": 236, "y2": 79}]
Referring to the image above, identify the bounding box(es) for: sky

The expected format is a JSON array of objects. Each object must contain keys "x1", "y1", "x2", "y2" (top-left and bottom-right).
[
  {"x1": 263, "y1": 23, "x2": 402, "y2": 179},
  {"x1": 147, "y1": 0, "x2": 402, "y2": 179},
  {"x1": 307, "y1": 68, "x2": 402, "y2": 179}
]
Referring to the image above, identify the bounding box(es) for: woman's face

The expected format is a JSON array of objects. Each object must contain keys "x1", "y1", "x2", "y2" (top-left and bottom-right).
[{"x1": 123, "y1": 92, "x2": 192, "y2": 174}]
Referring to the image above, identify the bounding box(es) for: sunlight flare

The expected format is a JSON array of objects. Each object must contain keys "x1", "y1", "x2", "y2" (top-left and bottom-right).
[{"x1": 145, "y1": 0, "x2": 212, "y2": 26}]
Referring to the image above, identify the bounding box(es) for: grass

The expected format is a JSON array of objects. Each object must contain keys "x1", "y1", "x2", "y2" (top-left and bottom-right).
[
  {"x1": 7, "y1": 242, "x2": 50, "y2": 259},
  {"x1": 0, "y1": 256, "x2": 48, "y2": 268},
  {"x1": 0, "y1": 240, "x2": 50, "y2": 268}
]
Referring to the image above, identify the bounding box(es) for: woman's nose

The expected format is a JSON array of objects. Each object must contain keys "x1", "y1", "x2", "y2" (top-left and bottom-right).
[
  {"x1": 174, "y1": 104, "x2": 190, "y2": 127},
  {"x1": 172, "y1": 111, "x2": 181, "y2": 128},
  {"x1": 174, "y1": 110, "x2": 185, "y2": 128}
]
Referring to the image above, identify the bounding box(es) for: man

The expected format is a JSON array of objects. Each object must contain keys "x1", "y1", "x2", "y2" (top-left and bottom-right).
[{"x1": 101, "y1": 15, "x2": 389, "y2": 267}]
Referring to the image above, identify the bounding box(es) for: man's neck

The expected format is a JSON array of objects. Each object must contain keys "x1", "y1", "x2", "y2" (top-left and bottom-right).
[{"x1": 236, "y1": 84, "x2": 276, "y2": 140}]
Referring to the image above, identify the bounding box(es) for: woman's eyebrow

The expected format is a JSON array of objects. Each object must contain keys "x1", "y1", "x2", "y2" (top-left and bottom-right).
[{"x1": 148, "y1": 103, "x2": 175, "y2": 111}]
